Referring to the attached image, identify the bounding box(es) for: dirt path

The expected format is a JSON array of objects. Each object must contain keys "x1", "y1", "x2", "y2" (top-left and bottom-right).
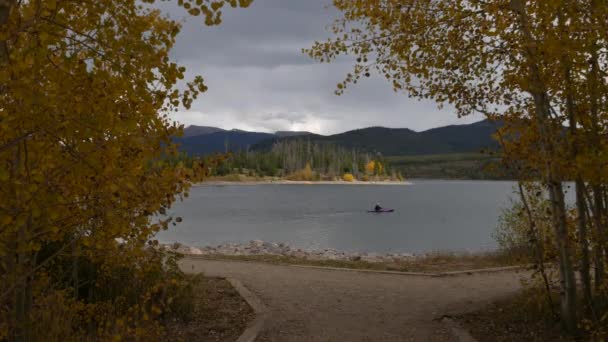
[{"x1": 181, "y1": 258, "x2": 527, "y2": 342}]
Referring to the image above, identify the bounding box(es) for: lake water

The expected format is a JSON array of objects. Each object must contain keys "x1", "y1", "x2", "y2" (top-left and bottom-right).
[{"x1": 155, "y1": 180, "x2": 525, "y2": 254}]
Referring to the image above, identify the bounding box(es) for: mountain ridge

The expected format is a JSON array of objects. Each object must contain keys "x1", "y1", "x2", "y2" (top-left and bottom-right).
[
  {"x1": 177, "y1": 119, "x2": 502, "y2": 156},
  {"x1": 182, "y1": 125, "x2": 226, "y2": 137}
]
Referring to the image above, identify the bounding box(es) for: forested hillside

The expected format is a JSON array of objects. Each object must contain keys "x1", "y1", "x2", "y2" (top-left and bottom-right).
[
  {"x1": 175, "y1": 130, "x2": 275, "y2": 155},
  {"x1": 255, "y1": 119, "x2": 501, "y2": 155},
  {"x1": 176, "y1": 119, "x2": 501, "y2": 157}
]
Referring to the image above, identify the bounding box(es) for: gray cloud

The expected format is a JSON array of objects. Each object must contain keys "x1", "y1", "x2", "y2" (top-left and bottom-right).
[
  {"x1": 160, "y1": 0, "x2": 483, "y2": 135},
  {"x1": 261, "y1": 112, "x2": 308, "y2": 124}
]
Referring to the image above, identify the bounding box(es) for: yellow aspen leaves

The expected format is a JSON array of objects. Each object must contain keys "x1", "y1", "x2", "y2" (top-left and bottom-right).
[
  {"x1": 0, "y1": 0, "x2": 252, "y2": 339},
  {"x1": 308, "y1": 0, "x2": 608, "y2": 332}
]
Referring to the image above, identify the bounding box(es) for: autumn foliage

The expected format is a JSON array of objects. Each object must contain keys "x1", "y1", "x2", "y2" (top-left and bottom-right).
[
  {"x1": 342, "y1": 173, "x2": 355, "y2": 182},
  {"x1": 0, "y1": 0, "x2": 251, "y2": 340},
  {"x1": 308, "y1": 0, "x2": 608, "y2": 336},
  {"x1": 365, "y1": 161, "x2": 384, "y2": 176}
]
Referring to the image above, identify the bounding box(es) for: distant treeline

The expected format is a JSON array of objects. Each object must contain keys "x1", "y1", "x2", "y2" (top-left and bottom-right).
[{"x1": 174, "y1": 139, "x2": 404, "y2": 181}]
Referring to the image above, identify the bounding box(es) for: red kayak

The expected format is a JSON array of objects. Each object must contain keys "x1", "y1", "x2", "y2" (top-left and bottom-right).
[{"x1": 368, "y1": 209, "x2": 395, "y2": 213}]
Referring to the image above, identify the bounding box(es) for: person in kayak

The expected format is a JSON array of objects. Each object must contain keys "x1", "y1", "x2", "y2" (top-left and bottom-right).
[{"x1": 374, "y1": 203, "x2": 383, "y2": 212}]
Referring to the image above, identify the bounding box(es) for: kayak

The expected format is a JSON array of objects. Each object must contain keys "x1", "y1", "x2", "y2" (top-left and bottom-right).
[{"x1": 368, "y1": 209, "x2": 395, "y2": 213}]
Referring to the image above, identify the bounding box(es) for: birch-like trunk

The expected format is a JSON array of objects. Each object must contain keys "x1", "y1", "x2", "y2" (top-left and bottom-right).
[
  {"x1": 511, "y1": 0, "x2": 578, "y2": 331},
  {"x1": 576, "y1": 180, "x2": 593, "y2": 309}
]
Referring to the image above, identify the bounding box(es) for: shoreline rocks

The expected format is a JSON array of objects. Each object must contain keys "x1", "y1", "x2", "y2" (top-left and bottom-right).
[
  {"x1": 195, "y1": 180, "x2": 412, "y2": 186},
  {"x1": 161, "y1": 240, "x2": 417, "y2": 264}
]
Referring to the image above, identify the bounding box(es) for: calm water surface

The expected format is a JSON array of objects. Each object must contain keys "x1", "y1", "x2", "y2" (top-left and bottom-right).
[
  {"x1": 158, "y1": 180, "x2": 516, "y2": 253},
  {"x1": 155, "y1": 180, "x2": 526, "y2": 254}
]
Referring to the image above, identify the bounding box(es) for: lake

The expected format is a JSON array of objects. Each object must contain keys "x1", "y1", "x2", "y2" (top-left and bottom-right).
[{"x1": 155, "y1": 180, "x2": 526, "y2": 254}]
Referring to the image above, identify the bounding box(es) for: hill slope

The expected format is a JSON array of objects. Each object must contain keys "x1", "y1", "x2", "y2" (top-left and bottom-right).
[
  {"x1": 252, "y1": 119, "x2": 501, "y2": 156},
  {"x1": 275, "y1": 131, "x2": 312, "y2": 137},
  {"x1": 182, "y1": 125, "x2": 226, "y2": 137},
  {"x1": 419, "y1": 119, "x2": 501, "y2": 154},
  {"x1": 176, "y1": 131, "x2": 274, "y2": 156},
  {"x1": 313, "y1": 127, "x2": 448, "y2": 155},
  {"x1": 177, "y1": 119, "x2": 502, "y2": 157}
]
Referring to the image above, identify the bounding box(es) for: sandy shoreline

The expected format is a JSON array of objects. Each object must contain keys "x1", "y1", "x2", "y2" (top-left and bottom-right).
[{"x1": 195, "y1": 180, "x2": 412, "y2": 186}]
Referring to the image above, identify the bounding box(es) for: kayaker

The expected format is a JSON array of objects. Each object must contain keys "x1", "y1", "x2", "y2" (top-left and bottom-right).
[{"x1": 374, "y1": 203, "x2": 382, "y2": 212}]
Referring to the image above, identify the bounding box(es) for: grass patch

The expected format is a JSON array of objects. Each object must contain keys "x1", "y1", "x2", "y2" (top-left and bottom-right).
[
  {"x1": 163, "y1": 275, "x2": 254, "y2": 342},
  {"x1": 387, "y1": 152, "x2": 496, "y2": 164},
  {"x1": 192, "y1": 250, "x2": 524, "y2": 273},
  {"x1": 386, "y1": 153, "x2": 505, "y2": 180}
]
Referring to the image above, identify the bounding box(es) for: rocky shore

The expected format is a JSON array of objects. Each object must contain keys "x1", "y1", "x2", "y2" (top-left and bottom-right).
[
  {"x1": 162, "y1": 240, "x2": 417, "y2": 263},
  {"x1": 197, "y1": 180, "x2": 411, "y2": 186}
]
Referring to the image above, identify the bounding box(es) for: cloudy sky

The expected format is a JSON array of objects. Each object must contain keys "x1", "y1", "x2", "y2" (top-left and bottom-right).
[{"x1": 161, "y1": 0, "x2": 483, "y2": 135}]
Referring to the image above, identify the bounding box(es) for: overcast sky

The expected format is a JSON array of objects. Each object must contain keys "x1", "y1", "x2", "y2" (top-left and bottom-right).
[{"x1": 161, "y1": 0, "x2": 483, "y2": 135}]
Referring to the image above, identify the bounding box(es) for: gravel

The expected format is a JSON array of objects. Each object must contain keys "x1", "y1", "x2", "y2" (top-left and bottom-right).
[{"x1": 161, "y1": 240, "x2": 417, "y2": 264}]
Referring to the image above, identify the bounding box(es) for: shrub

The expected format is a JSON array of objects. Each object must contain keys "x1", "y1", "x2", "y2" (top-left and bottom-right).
[
  {"x1": 342, "y1": 173, "x2": 355, "y2": 182},
  {"x1": 494, "y1": 188, "x2": 556, "y2": 265},
  {"x1": 287, "y1": 163, "x2": 315, "y2": 181},
  {"x1": 0, "y1": 245, "x2": 197, "y2": 340}
]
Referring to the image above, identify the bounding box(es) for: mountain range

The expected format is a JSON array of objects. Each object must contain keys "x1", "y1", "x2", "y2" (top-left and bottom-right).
[{"x1": 176, "y1": 119, "x2": 501, "y2": 157}]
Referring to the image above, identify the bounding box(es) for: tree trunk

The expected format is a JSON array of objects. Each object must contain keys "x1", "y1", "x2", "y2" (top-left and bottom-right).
[
  {"x1": 549, "y1": 181, "x2": 578, "y2": 332},
  {"x1": 592, "y1": 185, "x2": 605, "y2": 289},
  {"x1": 510, "y1": 0, "x2": 578, "y2": 330},
  {"x1": 518, "y1": 182, "x2": 556, "y2": 316},
  {"x1": 576, "y1": 179, "x2": 593, "y2": 309},
  {"x1": 558, "y1": 27, "x2": 593, "y2": 309},
  {"x1": 585, "y1": 0, "x2": 606, "y2": 290},
  {"x1": 583, "y1": 184, "x2": 605, "y2": 289}
]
